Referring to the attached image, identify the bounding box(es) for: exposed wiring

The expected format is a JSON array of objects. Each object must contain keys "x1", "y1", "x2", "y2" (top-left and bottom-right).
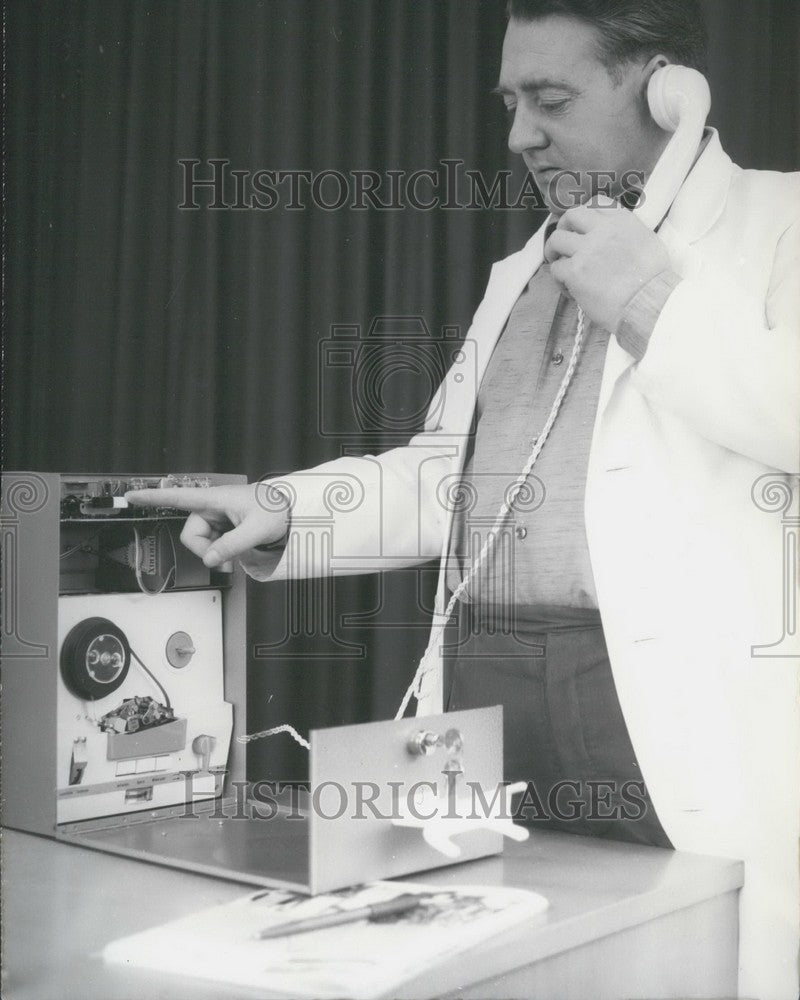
[
  {"x1": 132, "y1": 523, "x2": 177, "y2": 596},
  {"x1": 59, "y1": 538, "x2": 97, "y2": 559},
  {"x1": 129, "y1": 645, "x2": 172, "y2": 710},
  {"x1": 236, "y1": 724, "x2": 310, "y2": 749}
]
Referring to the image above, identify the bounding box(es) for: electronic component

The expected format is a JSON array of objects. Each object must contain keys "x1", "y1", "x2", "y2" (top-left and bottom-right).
[
  {"x1": 97, "y1": 522, "x2": 179, "y2": 593},
  {"x1": 99, "y1": 696, "x2": 176, "y2": 735},
  {"x1": 60, "y1": 474, "x2": 213, "y2": 521},
  {"x1": 78, "y1": 496, "x2": 130, "y2": 517},
  {"x1": 56, "y1": 474, "x2": 218, "y2": 594}
]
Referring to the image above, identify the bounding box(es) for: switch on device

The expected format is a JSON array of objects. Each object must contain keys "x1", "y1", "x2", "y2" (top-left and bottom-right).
[{"x1": 192, "y1": 734, "x2": 216, "y2": 773}]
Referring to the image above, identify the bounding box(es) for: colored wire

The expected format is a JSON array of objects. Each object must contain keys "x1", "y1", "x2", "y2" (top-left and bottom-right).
[
  {"x1": 59, "y1": 538, "x2": 96, "y2": 559},
  {"x1": 129, "y1": 645, "x2": 172, "y2": 710}
]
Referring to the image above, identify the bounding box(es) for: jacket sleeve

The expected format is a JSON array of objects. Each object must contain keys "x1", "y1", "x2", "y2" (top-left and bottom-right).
[
  {"x1": 239, "y1": 331, "x2": 481, "y2": 583},
  {"x1": 630, "y1": 215, "x2": 800, "y2": 474},
  {"x1": 238, "y1": 444, "x2": 454, "y2": 582}
]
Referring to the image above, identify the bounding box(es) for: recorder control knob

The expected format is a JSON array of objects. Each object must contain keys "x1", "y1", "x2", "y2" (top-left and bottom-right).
[
  {"x1": 406, "y1": 731, "x2": 443, "y2": 756},
  {"x1": 192, "y1": 734, "x2": 215, "y2": 774},
  {"x1": 166, "y1": 631, "x2": 196, "y2": 669}
]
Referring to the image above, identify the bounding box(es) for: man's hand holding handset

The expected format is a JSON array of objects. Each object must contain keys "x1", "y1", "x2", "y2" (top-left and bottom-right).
[{"x1": 544, "y1": 194, "x2": 677, "y2": 340}]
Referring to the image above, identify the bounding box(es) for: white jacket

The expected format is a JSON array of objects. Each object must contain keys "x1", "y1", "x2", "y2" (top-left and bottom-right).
[{"x1": 244, "y1": 131, "x2": 800, "y2": 998}]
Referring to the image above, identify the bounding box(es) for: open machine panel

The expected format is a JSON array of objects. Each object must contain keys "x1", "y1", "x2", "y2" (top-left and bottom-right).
[{"x1": 2, "y1": 472, "x2": 247, "y2": 837}]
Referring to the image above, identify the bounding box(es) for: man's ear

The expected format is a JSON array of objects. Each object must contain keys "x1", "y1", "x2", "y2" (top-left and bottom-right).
[
  {"x1": 641, "y1": 54, "x2": 670, "y2": 89},
  {"x1": 635, "y1": 54, "x2": 670, "y2": 113}
]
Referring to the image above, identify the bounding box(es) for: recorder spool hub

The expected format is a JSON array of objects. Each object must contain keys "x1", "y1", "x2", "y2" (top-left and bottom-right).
[
  {"x1": 60, "y1": 617, "x2": 131, "y2": 700},
  {"x1": 165, "y1": 631, "x2": 196, "y2": 669}
]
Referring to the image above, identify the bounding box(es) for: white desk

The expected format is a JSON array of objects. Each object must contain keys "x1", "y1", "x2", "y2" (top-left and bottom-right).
[{"x1": 2, "y1": 827, "x2": 742, "y2": 999}]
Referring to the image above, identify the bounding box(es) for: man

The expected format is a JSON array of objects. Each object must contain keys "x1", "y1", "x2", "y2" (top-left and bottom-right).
[{"x1": 128, "y1": 2, "x2": 800, "y2": 995}]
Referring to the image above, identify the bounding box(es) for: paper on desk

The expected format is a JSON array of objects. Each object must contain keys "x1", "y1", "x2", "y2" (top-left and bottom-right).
[{"x1": 103, "y1": 880, "x2": 549, "y2": 1000}]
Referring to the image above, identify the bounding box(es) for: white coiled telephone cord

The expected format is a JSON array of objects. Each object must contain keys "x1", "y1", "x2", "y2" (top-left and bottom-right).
[{"x1": 394, "y1": 305, "x2": 587, "y2": 719}]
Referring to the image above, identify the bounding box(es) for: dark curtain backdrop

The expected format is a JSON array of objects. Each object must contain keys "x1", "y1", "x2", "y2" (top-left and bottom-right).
[{"x1": 5, "y1": 0, "x2": 799, "y2": 780}]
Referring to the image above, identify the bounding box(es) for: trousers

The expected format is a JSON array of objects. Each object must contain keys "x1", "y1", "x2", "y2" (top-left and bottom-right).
[{"x1": 445, "y1": 604, "x2": 671, "y2": 848}]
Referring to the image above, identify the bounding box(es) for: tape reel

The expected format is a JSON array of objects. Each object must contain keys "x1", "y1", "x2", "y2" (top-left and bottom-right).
[{"x1": 60, "y1": 617, "x2": 131, "y2": 700}]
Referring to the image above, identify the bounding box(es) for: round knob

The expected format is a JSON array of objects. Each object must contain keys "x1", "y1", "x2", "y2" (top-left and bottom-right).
[
  {"x1": 444, "y1": 728, "x2": 464, "y2": 754},
  {"x1": 407, "y1": 730, "x2": 442, "y2": 756},
  {"x1": 166, "y1": 631, "x2": 196, "y2": 669},
  {"x1": 192, "y1": 733, "x2": 216, "y2": 773}
]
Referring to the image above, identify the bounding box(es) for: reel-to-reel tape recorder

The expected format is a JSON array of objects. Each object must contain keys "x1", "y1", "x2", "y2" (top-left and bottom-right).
[{"x1": 2, "y1": 471, "x2": 247, "y2": 839}]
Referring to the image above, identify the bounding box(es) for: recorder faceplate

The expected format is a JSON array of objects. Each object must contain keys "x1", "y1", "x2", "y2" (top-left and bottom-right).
[{"x1": 56, "y1": 590, "x2": 233, "y2": 824}]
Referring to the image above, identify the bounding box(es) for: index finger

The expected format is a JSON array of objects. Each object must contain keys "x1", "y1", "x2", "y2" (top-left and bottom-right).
[{"x1": 125, "y1": 486, "x2": 226, "y2": 512}]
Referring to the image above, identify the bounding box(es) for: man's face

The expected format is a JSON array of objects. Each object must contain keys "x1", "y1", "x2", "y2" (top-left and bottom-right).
[{"x1": 497, "y1": 16, "x2": 668, "y2": 215}]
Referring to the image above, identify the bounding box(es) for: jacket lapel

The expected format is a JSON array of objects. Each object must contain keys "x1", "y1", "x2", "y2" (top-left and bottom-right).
[{"x1": 661, "y1": 128, "x2": 732, "y2": 245}]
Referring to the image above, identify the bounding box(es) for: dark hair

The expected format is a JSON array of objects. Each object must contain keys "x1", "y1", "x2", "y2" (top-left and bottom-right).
[{"x1": 506, "y1": 0, "x2": 708, "y2": 75}]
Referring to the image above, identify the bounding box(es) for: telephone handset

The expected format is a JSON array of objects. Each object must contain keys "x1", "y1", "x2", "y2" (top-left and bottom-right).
[
  {"x1": 634, "y1": 64, "x2": 711, "y2": 230},
  {"x1": 396, "y1": 67, "x2": 713, "y2": 719}
]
